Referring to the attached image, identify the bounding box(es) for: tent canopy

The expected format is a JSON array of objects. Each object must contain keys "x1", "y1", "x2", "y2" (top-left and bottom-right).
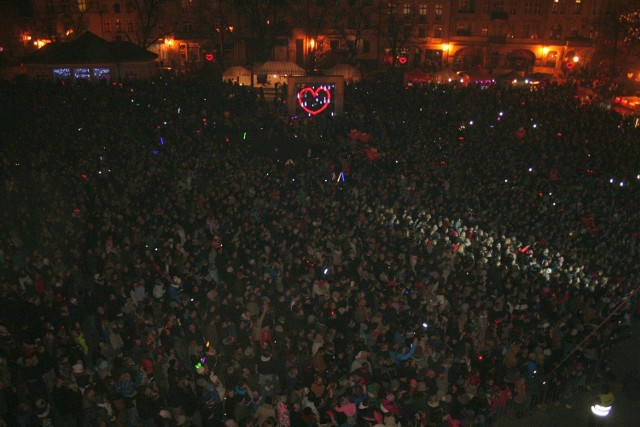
[
  {"x1": 23, "y1": 31, "x2": 156, "y2": 64},
  {"x1": 254, "y1": 61, "x2": 305, "y2": 76},
  {"x1": 404, "y1": 68, "x2": 431, "y2": 85},
  {"x1": 223, "y1": 66, "x2": 250, "y2": 77}
]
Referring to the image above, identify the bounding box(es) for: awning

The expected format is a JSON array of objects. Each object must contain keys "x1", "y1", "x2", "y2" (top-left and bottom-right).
[{"x1": 254, "y1": 61, "x2": 305, "y2": 76}]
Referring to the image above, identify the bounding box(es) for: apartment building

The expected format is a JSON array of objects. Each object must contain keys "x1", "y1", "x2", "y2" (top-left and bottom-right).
[{"x1": 1, "y1": 0, "x2": 628, "y2": 77}]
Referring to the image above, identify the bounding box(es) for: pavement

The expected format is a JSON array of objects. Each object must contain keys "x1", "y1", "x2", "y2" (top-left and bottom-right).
[{"x1": 497, "y1": 318, "x2": 640, "y2": 427}]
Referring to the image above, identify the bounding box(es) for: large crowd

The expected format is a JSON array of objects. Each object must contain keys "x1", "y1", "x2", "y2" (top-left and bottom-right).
[{"x1": 0, "y1": 74, "x2": 639, "y2": 427}]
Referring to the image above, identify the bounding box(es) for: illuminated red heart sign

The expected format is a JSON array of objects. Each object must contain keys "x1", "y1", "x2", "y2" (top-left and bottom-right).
[
  {"x1": 398, "y1": 56, "x2": 407, "y2": 65},
  {"x1": 205, "y1": 53, "x2": 214, "y2": 61},
  {"x1": 297, "y1": 86, "x2": 332, "y2": 115}
]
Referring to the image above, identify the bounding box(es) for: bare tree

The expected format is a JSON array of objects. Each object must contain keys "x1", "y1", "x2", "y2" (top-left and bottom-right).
[
  {"x1": 378, "y1": 0, "x2": 420, "y2": 68},
  {"x1": 326, "y1": 0, "x2": 374, "y2": 64},
  {"x1": 233, "y1": 0, "x2": 290, "y2": 64},
  {"x1": 126, "y1": 0, "x2": 180, "y2": 48}
]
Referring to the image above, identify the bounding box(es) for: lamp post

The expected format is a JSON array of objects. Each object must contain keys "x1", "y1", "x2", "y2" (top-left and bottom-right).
[
  {"x1": 308, "y1": 38, "x2": 316, "y2": 74},
  {"x1": 442, "y1": 43, "x2": 450, "y2": 68}
]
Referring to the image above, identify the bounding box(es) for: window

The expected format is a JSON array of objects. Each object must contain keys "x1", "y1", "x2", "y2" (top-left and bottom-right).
[
  {"x1": 53, "y1": 68, "x2": 71, "y2": 79},
  {"x1": 46, "y1": 0, "x2": 54, "y2": 13},
  {"x1": 403, "y1": 25, "x2": 412, "y2": 38},
  {"x1": 507, "y1": 0, "x2": 517, "y2": 14},
  {"x1": 115, "y1": 19, "x2": 122, "y2": 31},
  {"x1": 434, "y1": 4, "x2": 443, "y2": 22},
  {"x1": 182, "y1": 0, "x2": 193, "y2": 11},
  {"x1": 104, "y1": 20, "x2": 111, "y2": 32},
  {"x1": 403, "y1": 3, "x2": 411, "y2": 15},
  {"x1": 434, "y1": 25, "x2": 442, "y2": 38},
  {"x1": 574, "y1": 0, "x2": 582, "y2": 14},
  {"x1": 330, "y1": 40, "x2": 339, "y2": 51},
  {"x1": 93, "y1": 68, "x2": 111, "y2": 79},
  {"x1": 419, "y1": 4, "x2": 427, "y2": 16},
  {"x1": 388, "y1": 3, "x2": 396, "y2": 14},
  {"x1": 545, "y1": 50, "x2": 557, "y2": 67},
  {"x1": 182, "y1": 21, "x2": 194, "y2": 32},
  {"x1": 187, "y1": 43, "x2": 200, "y2": 62},
  {"x1": 363, "y1": 39, "x2": 371, "y2": 53},
  {"x1": 458, "y1": 0, "x2": 475, "y2": 13},
  {"x1": 77, "y1": 0, "x2": 87, "y2": 12},
  {"x1": 524, "y1": 24, "x2": 539, "y2": 38},
  {"x1": 74, "y1": 68, "x2": 91, "y2": 80},
  {"x1": 551, "y1": 0, "x2": 566, "y2": 14},
  {"x1": 524, "y1": 0, "x2": 541, "y2": 15},
  {"x1": 550, "y1": 23, "x2": 562, "y2": 39},
  {"x1": 456, "y1": 22, "x2": 471, "y2": 36},
  {"x1": 127, "y1": 20, "x2": 134, "y2": 32},
  {"x1": 113, "y1": 2, "x2": 120, "y2": 12},
  {"x1": 481, "y1": 24, "x2": 488, "y2": 36},
  {"x1": 418, "y1": 26, "x2": 426, "y2": 37}
]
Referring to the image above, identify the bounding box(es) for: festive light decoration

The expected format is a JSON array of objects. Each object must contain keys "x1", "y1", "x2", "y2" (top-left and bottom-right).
[{"x1": 297, "y1": 86, "x2": 332, "y2": 115}]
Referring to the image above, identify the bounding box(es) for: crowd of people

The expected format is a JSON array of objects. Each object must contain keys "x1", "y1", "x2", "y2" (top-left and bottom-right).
[{"x1": 1, "y1": 73, "x2": 639, "y2": 427}]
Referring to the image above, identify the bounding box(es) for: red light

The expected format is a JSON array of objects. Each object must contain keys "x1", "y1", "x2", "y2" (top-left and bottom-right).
[
  {"x1": 297, "y1": 86, "x2": 332, "y2": 115},
  {"x1": 556, "y1": 132, "x2": 562, "y2": 137},
  {"x1": 478, "y1": 355, "x2": 484, "y2": 361},
  {"x1": 566, "y1": 61, "x2": 574, "y2": 69},
  {"x1": 398, "y1": 56, "x2": 407, "y2": 65},
  {"x1": 205, "y1": 53, "x2": 214, "y2": 61},
  {"x1": 440, "y1": 161, "x2": 446, "y2": 165},
  {"x1": 331, "y1": 310, "x2": 335, "y2": 316},
  {"x1": 586, "y1": 169, "x2": 594, "y2": 174},
  {"x1": 81, "y1": 173, "x2": 88, "y2": 180},
  {"x1": 225, "y1": 137, "x2": 230, "y2": 143},
  {"x1": 73, "y1": 208, "x2": 80, "y2": 213},
  {"x1": 458, "y1": 136, "x2": 465, "y2": 140},
  {"x1": 202, "y1": 117, "x2": 207, "y2": 123}
]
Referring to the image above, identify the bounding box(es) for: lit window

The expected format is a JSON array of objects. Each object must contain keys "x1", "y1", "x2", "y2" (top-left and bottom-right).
[
  {"x1": 435, "y1": 4, "x2": 443, "y2": 22},
  {"x1": 77, "y1": 0, "x2": 86, "y2": 12},
  {"x1": 419, "y1": 4, "x2": 427, "y2": 15},
  {"x1": 115, "y1": 19, "x2": 121, "y2": 31},
  {"x1": 403, "y1": 3, "x2": 411, "y2": 15},
  {"x1": 74, "y1": 68, "x2": 91, "y2": 80},
  {"x1": 104, "y1": 20, "x2": 111, "y2": 32}
]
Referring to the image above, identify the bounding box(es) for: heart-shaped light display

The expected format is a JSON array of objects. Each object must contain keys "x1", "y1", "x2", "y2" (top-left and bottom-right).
[
  {"x1": 205, "y1": 53, "x2": 214, "y2": 61},
  {"x1": 297, "y1": 86, "x2": 332, "y2": 115},
  {"x1": 398, "y1": 56, "x2": 407, "y2": 65}
]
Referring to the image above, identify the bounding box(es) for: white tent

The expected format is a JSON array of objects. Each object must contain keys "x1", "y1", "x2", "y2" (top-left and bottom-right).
[
  {"x1": 254, "y1": 61, "x2": 305, "y2": 86},
  {"x1": 222, "y1": 66, "x2": 251, "y2": 86},
  {"x1": 325, "y1": 64, "x2": 361, "y2": 82},
  {"x1": 254, "y1": 61, "x2": 305, "y2": 76}
]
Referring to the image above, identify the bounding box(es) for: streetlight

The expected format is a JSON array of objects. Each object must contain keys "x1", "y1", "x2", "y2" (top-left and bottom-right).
[
  {"x1": 308, "y1": 38, "x2": 316, "y2": 73},
  {"x1": 442, "y1": 43, "x2": 450, "y2": 68}
]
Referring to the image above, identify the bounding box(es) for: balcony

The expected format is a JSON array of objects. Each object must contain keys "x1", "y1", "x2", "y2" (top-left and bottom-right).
[{"x1": 488, "y1": 35, "x2": 507, "y2": 44}]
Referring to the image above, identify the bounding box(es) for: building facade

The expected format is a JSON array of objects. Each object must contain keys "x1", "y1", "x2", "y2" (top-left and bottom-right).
[{"x1": 0, "y1": 0, "x2": 633, "y2": 79}]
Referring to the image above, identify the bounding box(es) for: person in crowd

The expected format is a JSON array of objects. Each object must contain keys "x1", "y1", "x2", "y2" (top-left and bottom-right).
[{"x1": 0, "y1": 74, "x2": 638, "y2": 427}]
